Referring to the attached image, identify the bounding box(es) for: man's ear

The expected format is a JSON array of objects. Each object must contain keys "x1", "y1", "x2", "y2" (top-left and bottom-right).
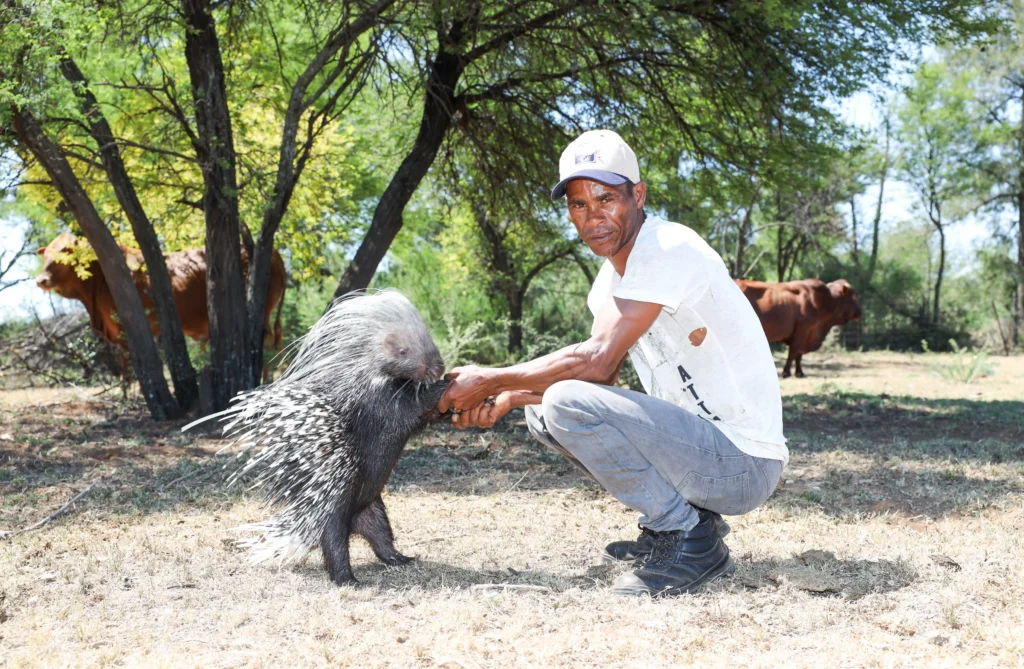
[{"x1": 633, "y1": 182, "x2": 647, "y2": 211}]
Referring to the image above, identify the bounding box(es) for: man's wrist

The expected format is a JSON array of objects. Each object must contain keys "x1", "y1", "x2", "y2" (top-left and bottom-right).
[
  {"x1": 503, "y1": 389, "x2": 542, "y2": 408},
  {"x1": 488, "y1": 367, "x2": 511, "y2": 395}
]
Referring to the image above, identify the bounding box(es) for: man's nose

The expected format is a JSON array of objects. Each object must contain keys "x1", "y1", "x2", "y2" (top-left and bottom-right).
[{"x1": 583, "y1": 203, "x2": 605, "y2": 225}]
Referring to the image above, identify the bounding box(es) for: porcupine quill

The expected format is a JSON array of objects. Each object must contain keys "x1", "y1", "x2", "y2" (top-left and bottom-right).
[{"x1": 184, "y1": 290, "x2": 448, "y2": 585}]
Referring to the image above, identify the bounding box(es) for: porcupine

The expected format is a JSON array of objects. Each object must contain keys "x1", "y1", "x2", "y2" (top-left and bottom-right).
[{"x1": 186, "y1": 290, "x2": 447, "y2": 585}]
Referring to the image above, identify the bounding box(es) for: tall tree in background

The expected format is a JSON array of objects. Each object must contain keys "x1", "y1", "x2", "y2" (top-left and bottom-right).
[
  {"x1": 948, "y1": 1, "x2": 1024, "y2": 345},
  {"x1": 897, "y1": 61, "x2": 976, "y2": 333},
  {"x1": 2, "y1": 2, "x2": 185, "y2": 417},
  {"x1": 177, "y1": 0, "x2": 396, "y2": 408},
  {"x1": 3, "y1": 0, "x2": 399, "y2": 414},
  {"x1": 333, "y1": 0, "x2": 990, "y2": 300}
]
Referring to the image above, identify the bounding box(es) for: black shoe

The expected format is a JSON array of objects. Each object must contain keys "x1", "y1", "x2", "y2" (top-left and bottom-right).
[
  {"x1": 601, "y1": 510, "x2": 732, "y2": 564},
  {"x1": 611, "y1": 510, "x2": 735, "y2": 597}
]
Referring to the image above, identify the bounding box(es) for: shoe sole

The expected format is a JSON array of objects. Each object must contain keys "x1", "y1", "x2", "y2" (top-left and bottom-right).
[
  {"x1": 599, "y1": 519, "x2": 732, "y2": 566},
  {"x1": 610, "y1": 555, "x2": 736, "y2": 597}
]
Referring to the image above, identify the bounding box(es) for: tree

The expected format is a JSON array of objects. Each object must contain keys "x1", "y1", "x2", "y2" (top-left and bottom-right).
[
  {"x1": 9, "y1": 106, "x2": 181, "y2": 418},
  {"x1": 896, "y1": 61, "x2": 976, "y2": 334},
  {"x1": 947, "y1": 1, "x2": 1024, "y2": 345},
  {"x1": 332, "y1": 0, "x2": 992, "y2": 300},
  {"x1": 2, "y1": 3, "x2": 184, "y2": 418},
  {"x1": 3, "y1": 0, "x2": 398, "y2": 413},
  {"x1": 58, "y1": 56, "x2": 198, "y2": 410},
  {"x1": 178, "y1": 0, "x2": 397, "y2": 408}
]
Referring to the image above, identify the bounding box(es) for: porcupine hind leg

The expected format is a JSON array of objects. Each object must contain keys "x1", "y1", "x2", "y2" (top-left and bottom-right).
[
  {"x1": 353, "y1": 495, "x2": 413, "y2": 567},
  {"x1": 322, "y1": 497, "x2": 358, "y2": 585}
]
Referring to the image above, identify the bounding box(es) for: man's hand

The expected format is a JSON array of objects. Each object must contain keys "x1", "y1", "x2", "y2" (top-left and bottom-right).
[
  {"x1": 449, "y1": 391, "x2": 516, "y2": 429},
  {"x1": 438, "y1": 365, "x2": 498, "y2": 414}
]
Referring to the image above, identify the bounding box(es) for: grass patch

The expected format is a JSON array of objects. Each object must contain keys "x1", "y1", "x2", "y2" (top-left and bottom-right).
[{"x1": 1, "y1": 352, "x2": 1023, "y2": 666}]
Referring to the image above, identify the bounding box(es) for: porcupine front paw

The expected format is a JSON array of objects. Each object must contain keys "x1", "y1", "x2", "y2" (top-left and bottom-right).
[{"x1": 380, "y1": 552, "x2": 415, "y2": 567}]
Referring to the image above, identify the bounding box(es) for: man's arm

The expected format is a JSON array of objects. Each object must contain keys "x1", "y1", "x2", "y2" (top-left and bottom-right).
[{"x1": 438, "y1": 297, "x2": 661, "y2": 413}]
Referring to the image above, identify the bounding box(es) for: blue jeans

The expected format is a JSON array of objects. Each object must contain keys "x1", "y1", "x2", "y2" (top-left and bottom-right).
[{"x1": 526, "y1": 380, "x2": 784, "y2": 532}]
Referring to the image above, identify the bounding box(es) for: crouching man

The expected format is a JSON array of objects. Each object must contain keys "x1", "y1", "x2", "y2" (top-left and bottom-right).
[{"x1": 438, "y1": 130, "x2": 787, "y2": 597}]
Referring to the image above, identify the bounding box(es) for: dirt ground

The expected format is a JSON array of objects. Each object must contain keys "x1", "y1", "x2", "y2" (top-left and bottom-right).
[{"x1": 1, "y1": 351, "x2": 1022, "y2": 668}]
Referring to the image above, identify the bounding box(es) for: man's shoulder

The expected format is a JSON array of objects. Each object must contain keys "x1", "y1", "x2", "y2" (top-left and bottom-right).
[{"x1": 635, "y1": 217, "x2": 710, "y2": 258}]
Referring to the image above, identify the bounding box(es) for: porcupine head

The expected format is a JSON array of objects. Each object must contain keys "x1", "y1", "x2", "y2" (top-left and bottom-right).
[
  {"x1": 279, "y1": 289, "x2": 447, "y2": 409},
  {"x1": 203, "y1": 290, "x2": 450, "y2": 569}
]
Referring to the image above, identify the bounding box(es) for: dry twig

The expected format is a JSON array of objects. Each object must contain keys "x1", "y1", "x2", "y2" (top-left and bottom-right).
[
  {"x1": 0, "y1": 478, "x2": 102, "y2": 540},
  {"x1": 470, "y1": 583, "x2": 551, "y2": 593}
]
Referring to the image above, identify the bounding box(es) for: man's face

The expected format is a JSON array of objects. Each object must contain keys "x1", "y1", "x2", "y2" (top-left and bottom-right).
[{"x1": 565, "y1": 179, "x2": 646, "y2": 258}]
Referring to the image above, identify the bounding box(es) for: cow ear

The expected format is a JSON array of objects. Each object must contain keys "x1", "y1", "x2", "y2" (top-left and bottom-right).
[{"x1": 37, "y1": 247, "x2": 46, "y2": 256}]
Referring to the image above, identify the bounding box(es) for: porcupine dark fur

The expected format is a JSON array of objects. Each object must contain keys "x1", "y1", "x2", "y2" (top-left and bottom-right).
[{"x1": 188, "y1": 290, "x2": 447, "y2": 585}]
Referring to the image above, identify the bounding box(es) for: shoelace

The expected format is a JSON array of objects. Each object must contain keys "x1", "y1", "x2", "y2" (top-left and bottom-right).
[{"x1": 645, "y1": 531, "x2": 682, "y2": 569}]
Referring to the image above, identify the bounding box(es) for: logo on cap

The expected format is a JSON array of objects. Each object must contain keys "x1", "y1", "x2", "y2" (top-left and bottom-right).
[{"x1": 574, "y1": 151, "x2": 596, "y2": 165}]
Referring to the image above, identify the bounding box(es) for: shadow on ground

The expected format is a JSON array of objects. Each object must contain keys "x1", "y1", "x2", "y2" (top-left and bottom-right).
[
  {"x1": 278, "y1": 549, "x2": 917, "y2": 601},
  {"x1": 784, "y1": 391, "x2": 1024, "y2": 448},
  {"x1": 1, "y1": 391, "x2": 1021, "y2": 528}
]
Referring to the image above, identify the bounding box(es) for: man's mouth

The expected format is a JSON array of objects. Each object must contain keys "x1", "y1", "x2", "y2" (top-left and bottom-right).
[{"x1": 588, "y1": 231, "x2": 615, "y2": 245}]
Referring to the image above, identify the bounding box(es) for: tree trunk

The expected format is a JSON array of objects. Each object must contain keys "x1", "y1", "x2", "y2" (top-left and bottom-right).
[
  {"x1": 1016, "y1": 191, "x2": 1023, "y2": 348},
  {"x1": 732, "y1": 189, "x2": 758, "y2": 279},
  {"x1": 932, "y1": 217, "x2": 945, "y2": 331},
  {"x1": 332, "y1": 42, "x2": 464, "y2": 299},
  {"x1": 182, "y1": 0, "x2": 249, "y2": 409},
  {"x1": 242, "y1": 1, "x2": 392, "y2": 384},
  {"x1": 866, "y1": 119, "x2": 889, "y2": 285},
  {"x1": 472, "y1": 205, "x2": 521, "y2": 353},
  {"x1": 58, "y1": 57, "x2": 198, "y2": 411},
  {"x1": 508, "y1": 289, "x2": 524, "y2": 354},
  {"x1": 849, "y1": 197, "x2": 859, "y2": 267},
  {"x1": 11, "y1": 105, "x2": 180, "y2": 419}
]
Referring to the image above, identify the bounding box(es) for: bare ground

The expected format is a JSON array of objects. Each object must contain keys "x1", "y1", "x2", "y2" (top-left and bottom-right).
[{"x1": 1, "y1": 352, "x2": 1022, "y2": 667}]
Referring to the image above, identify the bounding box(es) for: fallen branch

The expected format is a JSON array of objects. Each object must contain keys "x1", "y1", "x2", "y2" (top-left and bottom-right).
[
  {"x1": 470, "y1": 583, "x2": 551, "y2": 593},
  {"x1": 0, "y1": 478, "x2": 102, "y2": 540},
  {"x1": 157, "y1": 468, "x2": 205, "y2": 492}
]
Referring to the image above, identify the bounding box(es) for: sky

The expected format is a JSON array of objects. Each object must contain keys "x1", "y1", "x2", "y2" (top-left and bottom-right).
[{"x1": 0, "y1": 90, "x2": 1001, "y2": 324}]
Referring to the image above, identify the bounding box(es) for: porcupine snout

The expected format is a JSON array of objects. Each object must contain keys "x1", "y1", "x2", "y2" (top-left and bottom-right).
[{"x1": 422, "y1": 351, "x2": 445, "y2": 384}]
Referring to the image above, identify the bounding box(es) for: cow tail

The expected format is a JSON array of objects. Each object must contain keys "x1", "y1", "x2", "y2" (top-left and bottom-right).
[{"x1": 273, "y1": 281, "x2": 285, "y2": 349}]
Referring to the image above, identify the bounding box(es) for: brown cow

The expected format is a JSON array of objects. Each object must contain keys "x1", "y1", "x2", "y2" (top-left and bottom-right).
[
  {"x1": 36, "y1": 233, "x2": 286, "y2": 369},
  {"x1": 735, "y1": 278, "x2": 861, "y2": 378}
]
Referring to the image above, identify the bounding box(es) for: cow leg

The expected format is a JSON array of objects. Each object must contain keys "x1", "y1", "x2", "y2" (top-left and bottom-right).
[
  {"x1": 117, "y1": 346, "x2": 132, "y2": 397},
  {"x1": 782, "y1": 344, "x2": 796, "y2": 378},
  {"x1": 796, "y1": 325, "x2": 827, "y2": 378},
  {"x1": 785, "y1": 324, "x2": 813, "y2": 379}
]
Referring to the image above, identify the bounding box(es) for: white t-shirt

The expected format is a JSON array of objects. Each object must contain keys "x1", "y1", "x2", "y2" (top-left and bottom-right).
[{"x1": 587, "y1": 216, "x2": 788, "y2": 464}]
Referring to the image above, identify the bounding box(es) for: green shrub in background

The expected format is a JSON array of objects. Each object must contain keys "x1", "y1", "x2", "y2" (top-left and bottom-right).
[{"x1": 920, "y1": 339, "x2": 996, "y2": 384}]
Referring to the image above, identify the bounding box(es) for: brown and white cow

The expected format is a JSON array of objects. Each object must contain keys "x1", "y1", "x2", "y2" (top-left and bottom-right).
[
  {"x1": 36, "y1": 233, "x2": 286, "y2": 369},
  {"x1": 735, "y1": 278, "x2": 861, "y2": 378}
]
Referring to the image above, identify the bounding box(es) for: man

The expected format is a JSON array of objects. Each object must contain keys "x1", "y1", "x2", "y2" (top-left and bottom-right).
[{"x1": 438, "y1": 129, "x2": 787, "y2": 597}]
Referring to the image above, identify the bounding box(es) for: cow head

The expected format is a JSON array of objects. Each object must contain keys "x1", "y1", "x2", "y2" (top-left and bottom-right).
[
  {"x1": 828, "y1": 279, "x2": 862, "y2": 324},
  {"x1": 36, "y1": 233, "x2": 87, "y2": 298}
]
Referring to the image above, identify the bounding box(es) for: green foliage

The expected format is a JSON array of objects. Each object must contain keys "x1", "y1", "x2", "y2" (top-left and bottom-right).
[
  {"x1": 1, "y1": 0, "x2": 1012, "y2": 372},
  {"x1": 920, "y1": 339, "x2": 996, "y2": 383}
]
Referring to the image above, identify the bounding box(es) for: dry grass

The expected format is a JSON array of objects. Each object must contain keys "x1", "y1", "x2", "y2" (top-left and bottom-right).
[{"x1": 1, "y1": 352, "x2": 1022, "y2": 667}]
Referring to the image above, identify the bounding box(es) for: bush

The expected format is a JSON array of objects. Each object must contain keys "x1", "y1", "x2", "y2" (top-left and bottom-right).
[
  {"x1": 0, "y1": 313, "x2": 121, "y2": 388},
  {"x1": 920, "y1": 338, "x2": 995, "y2": 384}
]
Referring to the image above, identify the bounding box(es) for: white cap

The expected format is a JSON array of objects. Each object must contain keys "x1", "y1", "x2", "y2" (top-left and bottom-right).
[{"x1": 550, "y1": 129, "x2": 641, "y2": 200}]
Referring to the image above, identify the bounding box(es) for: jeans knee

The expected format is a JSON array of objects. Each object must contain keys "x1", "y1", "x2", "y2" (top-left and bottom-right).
[{"x1": 541, "y1": 380, "x2": 593, "y2": 425}]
